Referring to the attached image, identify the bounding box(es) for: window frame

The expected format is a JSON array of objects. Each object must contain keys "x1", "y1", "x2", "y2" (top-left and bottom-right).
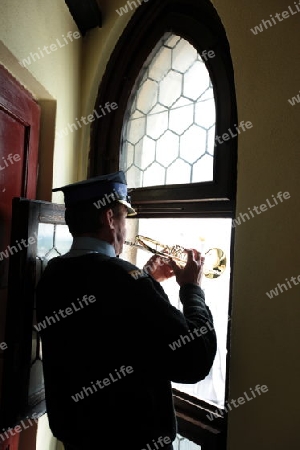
[
  {"x1": 90, "y1": 0, "x2": 237, "y2": 447},
  {"x1": 90, "y1": 0, "x2": 237, "y2": 217},
  {"x1": 0, "y1": 198, "x2": 66, "y2": 430}
]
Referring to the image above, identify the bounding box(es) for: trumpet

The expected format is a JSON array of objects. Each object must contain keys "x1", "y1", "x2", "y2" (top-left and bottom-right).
[{"x1": 124, "y1": 235, "x2": 227, "y2": 279}]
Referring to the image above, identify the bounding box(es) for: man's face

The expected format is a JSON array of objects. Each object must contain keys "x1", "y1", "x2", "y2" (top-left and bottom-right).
[{"x1": 112, "y1": 205, "x2": 128, "y2": 256}]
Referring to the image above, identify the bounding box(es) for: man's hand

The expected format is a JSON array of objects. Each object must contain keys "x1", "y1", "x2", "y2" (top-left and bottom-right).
[
  {"x1": 169, "y1": 249, "x2": 205, "y2": 287},
  {"x1": 143, "y1": 254, "x2": 175, "y2": 282}
]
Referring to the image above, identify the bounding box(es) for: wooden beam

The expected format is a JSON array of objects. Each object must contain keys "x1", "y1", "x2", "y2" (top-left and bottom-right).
[{"x1": 64, "y1": 0, "x2": 102, "y2": 36}]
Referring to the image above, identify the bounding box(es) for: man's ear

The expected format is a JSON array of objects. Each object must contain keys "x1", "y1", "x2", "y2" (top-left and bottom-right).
[{"x1": 103, "y1": 208, "x2": 115, "y2": 230}]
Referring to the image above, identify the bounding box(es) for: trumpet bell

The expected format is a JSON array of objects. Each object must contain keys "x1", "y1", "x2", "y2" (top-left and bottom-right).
[{"x1": 202, "y1": 248, "x2": 227, "y2": 279}]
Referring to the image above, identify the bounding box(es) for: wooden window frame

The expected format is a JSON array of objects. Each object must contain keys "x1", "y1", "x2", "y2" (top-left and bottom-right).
[
  {"x1": 0, "y1": 198, "x2": 65, "y2": 430},
  {"x1": 90, "y1": 0, "x2": 237, "y2": 447},
  {"x1": 90, "y1": 0, "x2": 238, "y2": 217}
]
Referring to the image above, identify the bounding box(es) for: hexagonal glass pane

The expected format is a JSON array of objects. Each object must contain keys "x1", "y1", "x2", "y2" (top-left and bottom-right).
[
  {"x1": 195, "y1": 98, "x2": 216, "y2": 129},
  {"x1": 143, "y1": 162, "x2": 165, "y2": 186},
  {"x1": 134, "y1": 136, "x2": 156, "y2": 170},
  {"x1": 174, "y1": 434, "x2": 201, "y2": 450},
  {"x1": 166, "y1": 159, "x2": 191, "y2": 184},
  {"x1": 172, "y1": 38, "x2": 197, "y2": 72},
  {"x1": 169, "y1": 104, "x2": 194, "y2": 135},
  {"x1": 180, "y1": 126, "x2": 206, "y2": 163},
  {"x1": 156, "y1": 131, "x2": 179, "y2": 167},
  {"x1": 126, "y1": 117, "x2": 146, "y2": 145},
  {"x1": 159, "y1": 72, "x2": 182, "y2": 107},
  {"x1": 192, "y1": 154, "x2": 214, "y2": 182},
  {"x1": 165, "y1": 34, "x2": 181, "y2": 49},
  {"x1": 126, "y1": 165, "x2": 143, "y2": 188},
  {"x1": 207, "y1": 126, "x2": 216, "y2": 156},
  {"x1": 121, "y1": 142, "x2": 134, "y2": 170},
  {"x1": 54, "y1": 225, "x2": 72, "y2": 255},
  {"x1": 148, "y1": 47, "x2": 172, "y2": 81},
  {"x1": 37, "y1": 223, "x2": 54, "y2": 258},
  {"x1": 121, "y1": 32, "x2": 215, "y2": 187},
  {"x1": 146, "y1": 110, "x2": 168, "y2": 139},
  {"x1": 183, "y1": 61, "x2": 210, "y2": 100},
  {"x1": 136, "y1": 79, "x2": 158, "y2": 114}
]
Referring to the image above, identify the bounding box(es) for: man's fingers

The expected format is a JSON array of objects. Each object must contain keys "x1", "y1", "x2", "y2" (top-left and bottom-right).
[
  {"x1": 184, "y1": 248, "x2": 194, "y2": 262},
  {"x1": 185, "y1": 248, "x2": 202, "y2": 263},
  {"x1": 168, "y1": 258, "x2": 181, "y2": 273}
]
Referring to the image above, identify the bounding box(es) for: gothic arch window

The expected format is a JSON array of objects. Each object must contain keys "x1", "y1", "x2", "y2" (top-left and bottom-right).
[
  {"x1": 90, "y1": 1, "x2": 237, "y2": 448},
  {"x1": 121, "y1": 32, "x2": 216, "y2": 188}
]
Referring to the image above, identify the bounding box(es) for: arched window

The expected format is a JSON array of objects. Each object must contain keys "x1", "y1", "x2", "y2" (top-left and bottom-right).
[
  {"x1": 90, "y1": 1, "x2": 237, "y2": 448},
  {"x1": 121, "y1": 32, "x2": 216, "y2": 187}
]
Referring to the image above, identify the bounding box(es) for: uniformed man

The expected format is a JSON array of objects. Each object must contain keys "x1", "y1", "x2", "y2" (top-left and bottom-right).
[{"x1": 35, "y1": 170, "x2": 217, "y2": 450}]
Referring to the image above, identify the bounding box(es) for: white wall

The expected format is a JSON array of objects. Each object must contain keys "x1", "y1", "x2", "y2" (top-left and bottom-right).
[{"x1": 0, "y1": 0, "x2": 82, "y2": 203}]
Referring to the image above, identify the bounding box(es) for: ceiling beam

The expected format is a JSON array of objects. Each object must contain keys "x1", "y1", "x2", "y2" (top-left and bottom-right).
[{"x1": 64, "y1": 0, "x2": 102, "y2": 36}]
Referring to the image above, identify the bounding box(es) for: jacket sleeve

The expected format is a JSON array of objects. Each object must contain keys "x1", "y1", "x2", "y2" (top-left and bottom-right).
[{"x1": 130, "y1": 271, "x2": 217, "y2": 384}]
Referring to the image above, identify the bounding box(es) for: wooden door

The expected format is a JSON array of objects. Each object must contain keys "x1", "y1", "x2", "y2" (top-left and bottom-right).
[{"x1": 0, "y1": 65, "x2": 41, "y2": 449}]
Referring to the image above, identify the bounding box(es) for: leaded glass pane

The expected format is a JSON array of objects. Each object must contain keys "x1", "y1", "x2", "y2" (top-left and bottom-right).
[
  {"x1": 37, "y1": 223, "x2": 72, "y2": 261},
  {"x1": 120, "y1": 32, "x2": 216, "y2": 188},
  {"x1": 174, "y1": 434, "x2": 201, "y2": 450}
]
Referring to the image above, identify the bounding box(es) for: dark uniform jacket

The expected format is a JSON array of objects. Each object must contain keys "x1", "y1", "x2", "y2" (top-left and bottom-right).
[{"x1": 35, "y1": 253, "x2": 217, "y2": 449}]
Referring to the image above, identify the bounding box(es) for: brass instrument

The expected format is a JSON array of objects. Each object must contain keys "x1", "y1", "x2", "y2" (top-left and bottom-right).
[{"x1": 124, "y1": 235, "x2": 227, "y2": 279}]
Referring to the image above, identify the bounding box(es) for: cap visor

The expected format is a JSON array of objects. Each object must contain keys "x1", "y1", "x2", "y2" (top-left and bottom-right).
[{"x1": 118, "y1": 199, "x2": 136, "y2": 216}]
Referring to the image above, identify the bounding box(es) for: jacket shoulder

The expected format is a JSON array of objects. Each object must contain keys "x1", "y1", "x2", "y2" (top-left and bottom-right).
[{"x1": 108, "y1": 256, "x2": 150, "y2": 280}]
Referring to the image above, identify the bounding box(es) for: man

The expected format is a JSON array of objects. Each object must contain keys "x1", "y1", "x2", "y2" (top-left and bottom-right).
[{"x1": 36, "y1": 171, "x2": 217, "y2": 450}]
